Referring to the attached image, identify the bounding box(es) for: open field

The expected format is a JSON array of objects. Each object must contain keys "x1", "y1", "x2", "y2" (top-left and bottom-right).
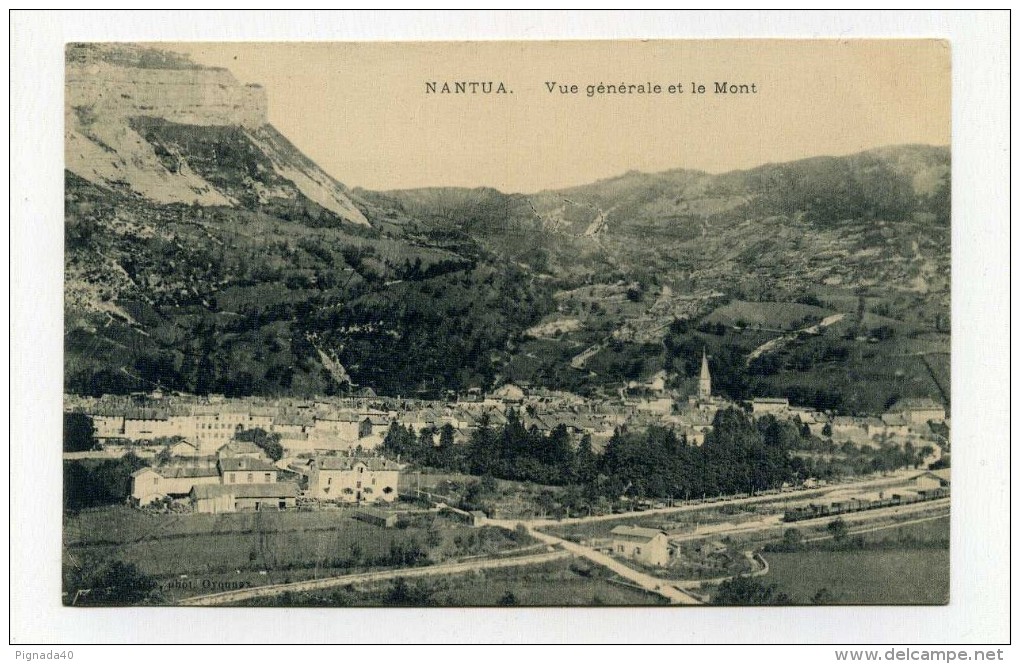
[
  {"x1": 64, "y1": 504, "x2": 531, "y2": 602},
  {"x1": 803, "y1": 512, "x2": 949, "y2": 546},
  {"x1": 64, "y1": 503, "x2": 471, "y2": 546},
  {"x1": 762, "y1": 548, "x2": 948, "y2": 605},
  {"x1": 703, "y1": 300, "x2": 834, "y2": 330},
  {"x1": 756, "y1": 352, "x2": 946, "y2": 415},
  {"x1": 718, "y1": 500, "x2": 950, "y2": 546},
  {"x1": 753, "y1": 516, "x2": 949, "y2": 605},
  {"x1": 231, "y1": 558, "x2": 669, "y2": 607}
]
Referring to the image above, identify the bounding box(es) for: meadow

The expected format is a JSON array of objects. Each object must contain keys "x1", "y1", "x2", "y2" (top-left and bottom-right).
[
  {"x1": 758, "y1": 516, "x2": 949, "y2": 604},
  {"x1": 234, "y1": 559, "x2": 668, "y2": 607},
  {"x1": 762, "y1": 549, "x2": 949, "y2": 605},
  {"x1": 702, "y1": 300, "x2": 832, "y2": 330},
  {"x1": 64, "y1": 504, "x2": 532, "y2": 602}
]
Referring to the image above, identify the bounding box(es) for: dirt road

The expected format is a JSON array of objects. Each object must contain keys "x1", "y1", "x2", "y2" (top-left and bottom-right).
[
  {"x1": 179, "y1": 549, "x2": 570, "y2": 606},
  {"x1": 488, "y1": 520, "x2": 702, "y2": 605},
  {"x1": 667, "y1": 497, "x2": 949, "y2": 546},
  {"x1": 747, "y1": 313, "x2": 846, "y2": 364},
  {"x1": 516, "y1": 470, "x2": 919, "y2": 529},
  {"x1": 802, "y1": 511, "x2": 949, "y2": 543}
]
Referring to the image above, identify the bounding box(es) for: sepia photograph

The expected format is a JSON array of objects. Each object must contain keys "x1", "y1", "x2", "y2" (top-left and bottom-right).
[{"x1": 57, "y1": 37, "x2": 956, "y2": 610}]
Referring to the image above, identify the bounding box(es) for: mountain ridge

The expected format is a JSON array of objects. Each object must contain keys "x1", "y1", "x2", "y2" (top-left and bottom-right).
[
  {"x1": 65, "y1": 43, "x2": 368, "y2": 226},
  {"x1": 64, "y1": 45, "x2": 950, "y2": 414}
]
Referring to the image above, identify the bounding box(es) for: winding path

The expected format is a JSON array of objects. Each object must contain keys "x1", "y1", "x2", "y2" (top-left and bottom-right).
[{"x1": 746, "y1": 313, "x2": 846, "y2": 364}]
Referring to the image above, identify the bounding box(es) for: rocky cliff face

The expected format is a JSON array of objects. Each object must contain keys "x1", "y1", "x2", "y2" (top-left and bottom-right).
[
  {"x1": 64, "y1": 44, "x2": 367, "y2": 224},
  {"x1": 67, "y1": 62, "x2": 268, "y2": 128}
]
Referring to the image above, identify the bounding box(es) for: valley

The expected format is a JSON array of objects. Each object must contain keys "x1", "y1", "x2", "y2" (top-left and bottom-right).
[
  {"x1": 63, "y1": 42, "x2": 950, "y2": 426},
  {"x1": 59, "y1": 43, "x2": 953, "y2": 611},
  {"x1": 64, "y1": 43, "x2": 950, "y2": 416}
]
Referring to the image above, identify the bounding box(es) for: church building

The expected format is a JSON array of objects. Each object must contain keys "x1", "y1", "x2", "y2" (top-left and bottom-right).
[{"x1": 698, "y1": 348, "x2": 712, "y2": 399}]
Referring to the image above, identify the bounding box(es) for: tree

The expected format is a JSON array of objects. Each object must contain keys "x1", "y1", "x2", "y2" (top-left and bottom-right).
[
  {"x1": 827, "y1": 518, "x2": 849, "y2": 544},
  {"x1": 383, "y1": 577, "x2": 436, "y2": 607},
  {"x1": 436, "y1": 423, "x2": 456, "y2": 468},
  {"x1": 407, "y1": 427, "x2": 432, "y2": 466},
  {"x1": 497, "y1": 590, "x2": 520, "y2": 606},
  {"x1": 712, "y1": 576, "x2": 791, "y2": 605},
  {"x1": 235, "y1": 427, "x2": 284, "y2": 461},
  {"x1": 811, "y1": 587, "x2": 836, "y2": 604},
  {"x1": 782, "y1": 528, "x2": 803, "y2": 550},
  {"x1": 63, "y1": 453, "x2": 148, "y2": 511},
  {"x1": 66, "y1": 560, "x2": 156, "y2": 606},
  {"x1": 425, "y1": 526, "x2": 442, "y2": 549},
  {"x1": 63, "y1": 413, "x2": 95, "y2": 452},
  {"x1": 870, "y1": 325, "x2": 896, "y2": 341},
  {"x1": 462, "y1": 475, "x2": 498, "y2": 512},
  {"x1": 575, "y1": 434, "x2": 599, "y2": 486},
  {"x1": 595, "y1": 408, "x2": 796, "y2": 502},
  {"x1": 155, "y1": 446, "x2": 173, "y2": 466},
  {"x1": 382, "y1": 422, "x2": 417, "y2": 460}
]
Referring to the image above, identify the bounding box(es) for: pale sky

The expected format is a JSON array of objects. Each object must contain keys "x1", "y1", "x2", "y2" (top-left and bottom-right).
[{"x1": 166, "y1": 40, "x2": 950, "y2": 193}]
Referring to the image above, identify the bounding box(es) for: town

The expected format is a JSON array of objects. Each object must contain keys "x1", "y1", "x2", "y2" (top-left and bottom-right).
[
  {"x1": 55, "y1": 42, "x2": 954, "y2": 609},
  {"x1": 68, "y1": 348, "x2": 947, "y2": 456},
  {"x1": 63, "y1": 351, "x2": 950, "y2": 607},
  {"x1": 65, "y1": 349, "x2": 948, "y2": 507}
]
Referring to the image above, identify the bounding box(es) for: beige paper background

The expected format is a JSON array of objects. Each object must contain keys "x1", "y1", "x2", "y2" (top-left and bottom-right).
[
  {"x1": 10, "y1": 10, "x2": 1010, "y2": 647},
  {"x1": 169, "y1": 40, "x2": 950, "y2": 192}
]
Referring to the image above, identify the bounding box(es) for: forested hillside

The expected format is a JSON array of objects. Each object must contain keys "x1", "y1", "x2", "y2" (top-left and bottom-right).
[{"x1": 65, "y1": 45, "x2": 950, "y2": 412}]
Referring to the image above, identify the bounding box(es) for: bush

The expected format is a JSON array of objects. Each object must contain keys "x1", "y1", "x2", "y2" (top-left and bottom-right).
[
  {"x1": 497, "y1": 590, "x2": 520, "y2": 606},
  {"x1": 63, "y1": 454, "x2": 148, "y2": 511},
  {"x1": 63, "y1": 413, "x2": 96, "y2": 452},
  {"x1": 383, "y1": 577, "x2": 438, "y2": 607},
  {"x1": 64, "y1": 560, "x2": 157, "y2": 606},
  {"x1": 827, "y1": 518, "x2": 849, "y2": 543},
  {"x1": 712, "y1": 576, "x2": 791, "y2": 605}
]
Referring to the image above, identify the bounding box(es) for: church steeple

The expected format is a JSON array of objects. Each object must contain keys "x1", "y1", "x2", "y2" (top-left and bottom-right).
[{"x1": 698, "y1": 348, "x2": 712, "y2": 399}]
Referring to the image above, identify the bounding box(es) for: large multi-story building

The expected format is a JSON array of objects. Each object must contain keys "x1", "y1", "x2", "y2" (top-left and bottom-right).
[
  {"x1": 304, "y1": 456, "x2": 401, "y2": 503},
  {"x1": 884, "y1": 398, "x2": 947, "y2": 425},
  {"x1": 130, "y1": 444, "x2": 299, "y2": 513}
]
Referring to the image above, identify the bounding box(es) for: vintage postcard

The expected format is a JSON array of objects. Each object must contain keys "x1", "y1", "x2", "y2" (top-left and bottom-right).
[{"x1": 61, "y1": 39, "x2": 951, "y2": 608}]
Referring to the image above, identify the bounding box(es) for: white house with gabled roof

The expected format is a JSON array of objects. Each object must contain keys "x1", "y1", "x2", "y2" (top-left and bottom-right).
[
  {"x1": 609, "y1": 525, "x2": 671, "y2": 567},
  {"x1": 305, "y1": 456, "x2": 401, "y2": 503}
]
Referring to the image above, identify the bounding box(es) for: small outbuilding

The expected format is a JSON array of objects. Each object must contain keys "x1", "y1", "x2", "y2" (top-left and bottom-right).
[
  {"x1": 911, "y1": 469, "x2": 951, "y2": 491},
  {"x1": 191, "y1": 482, "x2": 299, "y2": 514},
  {"x1": 354, "y1": 507, "x2": 398, "y2": 528},
  {"x1": 609, "y1": 525, "x2": 671, "y2": 567},
  {"x1": 168, "y1": 439, "x2": 200, "y2": 457},
  {"x1": 130, "y1": 467, "x2": 166, "y2": 505}
]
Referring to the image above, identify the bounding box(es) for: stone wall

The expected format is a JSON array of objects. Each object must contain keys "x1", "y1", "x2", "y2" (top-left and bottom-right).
[{"x1": 67, "y1": 62, "x2": 267, "y2": 128}]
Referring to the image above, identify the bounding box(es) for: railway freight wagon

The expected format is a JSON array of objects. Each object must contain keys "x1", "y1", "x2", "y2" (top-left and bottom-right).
[{"x1": 782, "y1": 487, "x2": 949, "y2": 523}]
